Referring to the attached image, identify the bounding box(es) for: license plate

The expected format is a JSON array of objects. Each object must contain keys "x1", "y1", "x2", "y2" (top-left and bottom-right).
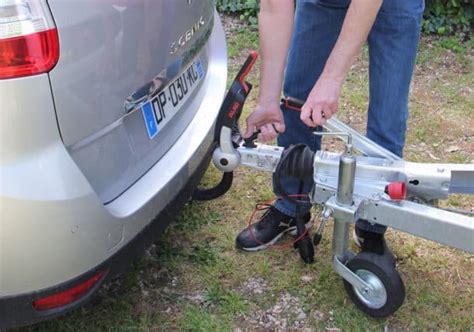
[{"x1": 141, "y1": 58, "x2": 204, "y2": 139}]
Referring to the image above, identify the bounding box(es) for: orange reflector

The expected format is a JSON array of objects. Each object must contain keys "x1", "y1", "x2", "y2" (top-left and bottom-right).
[{"x1": 32, "y1": 270, "x2": 107, "y2": 311}]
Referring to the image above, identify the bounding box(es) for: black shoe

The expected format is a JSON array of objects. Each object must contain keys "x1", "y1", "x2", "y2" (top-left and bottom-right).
[
  {"x1": 355, "y1": 226, "x2": 396, "y2": 265},
  {"x1": 235, "y1": 206, "x2": 311, "y2": 251}
]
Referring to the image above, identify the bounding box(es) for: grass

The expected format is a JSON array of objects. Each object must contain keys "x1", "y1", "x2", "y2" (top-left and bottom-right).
[
  {"x1": 23, "y1": 17, "x2": 473, "y2": 331},
  {"x1": 179, "y1": 306, "x2": 229, "y2": 331}
]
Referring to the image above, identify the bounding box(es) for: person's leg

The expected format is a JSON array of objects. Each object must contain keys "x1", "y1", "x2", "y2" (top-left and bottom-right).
[
  {"x1": 366, "y1": 0, "x2": 424, "y2": 157},
  {"x1": 356, "y1": 0, "x2": 424, "y2": 253},
  {"x1": 236, "y1": 0, "x2": 350, "y2": 250},
  {"x1": 273, "y1": 0, "x2": 350, "y2": 217}
]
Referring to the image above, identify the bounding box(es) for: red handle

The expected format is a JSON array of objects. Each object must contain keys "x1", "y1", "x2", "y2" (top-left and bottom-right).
[{"x1": 237, "y1": 51, "x2": 258, "y2": 93}]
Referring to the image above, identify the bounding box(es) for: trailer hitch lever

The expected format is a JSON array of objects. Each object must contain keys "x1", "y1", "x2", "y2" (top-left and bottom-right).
[{"x1": 192, "y1": 52, "x2": 258, "y2": 201}]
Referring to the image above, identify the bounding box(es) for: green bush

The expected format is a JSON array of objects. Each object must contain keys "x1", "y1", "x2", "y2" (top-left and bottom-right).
[
  {"x1": 216, "y1": 0, "x2": 473, "y2": 37},
  {"x1": 216, "y1": 0, "x2": 259, "y2": 25},
  {"x1": 423, "y1": 0, "x2": 472, "y2": 38}
]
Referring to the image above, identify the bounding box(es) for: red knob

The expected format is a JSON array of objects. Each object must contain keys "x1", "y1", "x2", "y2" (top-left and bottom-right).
[{"x1": 385, "y1": 182, "x2": 407, "y2": 201}]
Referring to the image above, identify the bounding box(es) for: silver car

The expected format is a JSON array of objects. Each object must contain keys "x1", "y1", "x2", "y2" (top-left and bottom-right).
[{"x1": 0, "y1": 0, "x2": 227, "y2": 328}]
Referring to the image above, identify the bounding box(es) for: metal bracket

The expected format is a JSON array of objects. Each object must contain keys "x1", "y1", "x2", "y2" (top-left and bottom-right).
[
  {"x1": 324, "y1": 118, "x2": 400, "y2": 161},
  {"x1": 322, "y1": 193, "x2": 474, "y2": 253},
  {"x1": 333, "y1": 255, "x2": 373, "y2": 291},
  {"x1": 237, "y1": 143, "x2": 284, "y2": 172},
  {"x1": 324, "y1": 196, "x2": 361, "y2": 222},
  {"x1": 312, "y1": 150, "x2": 474, "y2": 202},
  {"x1": 359, "y1": 199, "x2": 474, "y2": 253},
  {"x1": 313, "y1": 130, "x2": 352, "y2": 146}
]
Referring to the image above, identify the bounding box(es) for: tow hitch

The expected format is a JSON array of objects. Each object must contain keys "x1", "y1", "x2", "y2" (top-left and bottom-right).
[{"x1": 192, "y1": 51, "x2": 258, "y2": 201}]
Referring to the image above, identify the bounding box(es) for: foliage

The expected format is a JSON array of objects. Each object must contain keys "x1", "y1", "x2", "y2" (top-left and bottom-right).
[
  {"x1": 423, "y1": 0, "x2": 473, "y2": 38},
  {"x1": 216, "y1": 0, "x2": 259, "y2": 25},
  {"x1": 216, "y1": 0, "x2": 473, "y2": 37}
]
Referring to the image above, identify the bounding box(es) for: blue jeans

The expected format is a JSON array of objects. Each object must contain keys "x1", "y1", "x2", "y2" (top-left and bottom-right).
[{"x1": 273, "y1": 0, "x2": 424, "y2": 233}]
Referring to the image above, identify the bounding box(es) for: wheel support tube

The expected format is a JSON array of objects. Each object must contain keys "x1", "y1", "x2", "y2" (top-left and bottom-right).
[{"x1": 333, "y1": 145, "x2": 356, "y2": 261}]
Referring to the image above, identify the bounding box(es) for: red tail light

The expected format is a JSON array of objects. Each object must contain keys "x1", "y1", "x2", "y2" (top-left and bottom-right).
[
  {"x1": 32, "y1": 270, "x2": 107, "y2": 311},
  {"x1": 0, "y1": 1, "x2": 60, "y2": 79}
]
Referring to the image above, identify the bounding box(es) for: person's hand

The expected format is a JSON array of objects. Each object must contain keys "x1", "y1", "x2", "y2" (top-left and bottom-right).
[
  {"x1": 300, "y1": 77, "x2": 342, "y2": 127},
  {"x1": 243, "y1": 103, "x2": 285, "y2": 142}
]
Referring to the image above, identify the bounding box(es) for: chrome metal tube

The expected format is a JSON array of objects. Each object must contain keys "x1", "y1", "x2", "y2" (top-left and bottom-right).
[
  {"x1": 336, "y1": 149, "x2": 356, "y2": 206},
  {"x1": 333, "y1": 219, "x2": 350, "y2": 261},
  {"x1": 332, "y1": 147, "x2": 357, "y2": 260}
]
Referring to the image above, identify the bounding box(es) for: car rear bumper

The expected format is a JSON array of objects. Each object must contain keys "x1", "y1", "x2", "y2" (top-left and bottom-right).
[
  {"x1": 0, "y1": 11, "x2": 226, "y2": 329},
  {"x1": 0, "y1": 148, "x2": 213, "y2": 329}
]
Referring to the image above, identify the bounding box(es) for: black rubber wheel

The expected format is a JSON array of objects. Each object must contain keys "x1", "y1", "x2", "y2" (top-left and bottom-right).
[{"x1": 343, "y1": 251, "x2": 405, "y2": 318}]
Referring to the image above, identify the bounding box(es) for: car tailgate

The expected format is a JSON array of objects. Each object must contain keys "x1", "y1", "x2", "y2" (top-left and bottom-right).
[{"x1": 47, "y1": 0, "x2": 216, "y2": 203}]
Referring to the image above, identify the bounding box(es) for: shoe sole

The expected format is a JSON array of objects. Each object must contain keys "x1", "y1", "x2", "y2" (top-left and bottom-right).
[{"x1": 239, "y1": 222, "x2": 312, "y2": 252}]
